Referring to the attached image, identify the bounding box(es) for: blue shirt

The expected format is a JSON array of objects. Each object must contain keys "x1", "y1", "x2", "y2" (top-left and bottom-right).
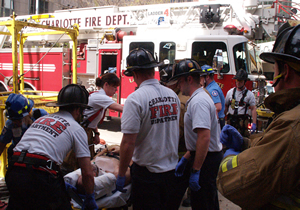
[
  {"x1": 206, "y1": 80, "x2": 225, "y2": 118},
  {"x1": 0, "y1": 119, "x2": 30, "y2": 146}
]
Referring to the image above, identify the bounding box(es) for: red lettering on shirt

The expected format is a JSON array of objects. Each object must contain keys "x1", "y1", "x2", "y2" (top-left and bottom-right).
[
  {"x1": 171, "y1": 103, "x2": 178, "y2": 115},
  {"x1": 50, "y1": 121, "x2": 66, "y2": 134},
  {"x1": 38, "y1": 118, "x2": 55, "y2": 126},
  {"x1": 150, "y1": 106, "x2": 159, "y2": 119},
  {"x1": 163, "y1": 105, "x2": 172, "y2": 116}
]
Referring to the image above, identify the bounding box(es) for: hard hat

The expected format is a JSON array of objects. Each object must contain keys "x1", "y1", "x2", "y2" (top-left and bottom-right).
[
  {"x1": 233, "y1": 69, "x2": 248, "y2": 81},
  {"x1": 159, "y1": 64, "x2": 173, "y2": 85},
  {"x1": 125, "y1": 48, "x2": 160, "y2": 76},
  {"x1": 5, "y1": 94, "x2": 32, "y2": 120},
  {"x1": 46, "y1": 84, "x2": 92, "y2": 109},
  {"x1": 169, "y1": 59, "x2": 204, "y2": 81},
  {"x1": 260, "y1": 24, "x2": 300, "y2": 71},
  {"x1": 201, "y1": 64, "x2": 215, "y2": 75},
  {"x1": 28, "y1": 99, "x2": 34, "y2": 112}
]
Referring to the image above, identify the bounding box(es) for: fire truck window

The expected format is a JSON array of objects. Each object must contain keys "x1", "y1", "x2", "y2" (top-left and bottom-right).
[
  {"x1": 129, "y1": 42, "x2": 155, "y2": 55},
  {"x1": 191, "y1": 42, "x2": 229, "y2": 73},
  {"x1": 101, "y1": 55, "x2": 117, "y2": 75},
  {"x1": 233, "y1": 43, "x2": 249, "y2": 73},
  {"x1": 159, "y1": 42, "x2": 175, "y2": 63},
  {"x1": 247, "y1": 43, "x2": 260, "y2": 73},
  {"x1": 77, "y1": 43, "x2": 86, "y2": 60}
]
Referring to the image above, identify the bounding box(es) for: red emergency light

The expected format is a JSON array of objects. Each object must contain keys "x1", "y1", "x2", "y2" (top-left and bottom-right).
[{"x1": 224, "y1": 25, "x2": 244, "y2": 35}]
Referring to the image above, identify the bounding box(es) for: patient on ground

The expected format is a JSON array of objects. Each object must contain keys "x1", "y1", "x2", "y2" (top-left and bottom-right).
[{"x1": 75, "y1": 145, "x2": 131, "y2": 195}]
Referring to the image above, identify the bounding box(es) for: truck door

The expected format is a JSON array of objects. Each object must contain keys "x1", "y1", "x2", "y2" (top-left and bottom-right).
[
  {"x1": 98, "y1": 49, "x2": 122, "y2": 117},
  {"x1": 62, "y1": 47, "x2": 72, "y2": 87}
]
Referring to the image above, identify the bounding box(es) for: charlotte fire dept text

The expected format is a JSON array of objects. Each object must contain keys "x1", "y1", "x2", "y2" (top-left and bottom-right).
[{"x1": 149, "y1": 96, "x2": 178, "y2": 125}]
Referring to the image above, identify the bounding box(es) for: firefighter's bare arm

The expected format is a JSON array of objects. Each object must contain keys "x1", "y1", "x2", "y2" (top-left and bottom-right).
[
  {"x1": 118, "y1": 133, "x2": 137, "y2": 177},
  {"x1": 250, "y1": 105, "x2": 257, "y2": 124},
  {"x1": 215, "y1": 102, "x2": 222, "y2": 114},
  {"x1": 108, "y1": 103, "x2": 123, "y2": 113},
  {"x1": 193, "y1": 128, "x2": 210, "y2": 170},
  {"x1": 224, "y1": 104, "x2": 229, "y2": 116},
  {"x1": 76, "y1": 152, "x2": 132, "y2": 195},
  {"x1": 78, "y1": 157, "x2": 95, "y2": 194}
]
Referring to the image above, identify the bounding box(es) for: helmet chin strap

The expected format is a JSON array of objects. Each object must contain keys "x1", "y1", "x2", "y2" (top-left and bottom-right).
[
  {"x1": 272, "y1": 74, "x2": 283, "y2": 88},
  {"x1": 237, "y1": 81, "x2": 246, "y2": 90},
  {"x1": 203, "y1": 76, "x2": 207, "y2": 88}
]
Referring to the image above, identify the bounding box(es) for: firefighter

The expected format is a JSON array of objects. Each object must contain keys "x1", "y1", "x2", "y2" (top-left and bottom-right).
[
  {"x1": 83, "y1": 73, "x2": 123, "y2": 155},
  {"x1": 5, "y1": 84, "x2": 97, "y2": 210},
  {"x1": 201, "y1": 64, "x2": 226, "y2": 130},
  {"x1": 224, "y1": 69, "x2": 257, "y2": 137},
  {"x1": 159, "y1": 63, "x2": 192, "y2": 208},
  {"x1": 160, "y1": 63, "x2": 189, "y2": 158},
  {"x1": 62, "y1": 73, "x2": 123, "y2": 174},
  {"x1": 170, "y1": 59, "x2": 223, "y2": 209},
  {"x1": 0, "y1": 94, "x2": 33, "y2": 159},
  {"x1": 217, "y1": 24, "x2": 300, "y2": 209},
  {"x1": 115, "y1": 48, "x2": 180, "y2": 209}
]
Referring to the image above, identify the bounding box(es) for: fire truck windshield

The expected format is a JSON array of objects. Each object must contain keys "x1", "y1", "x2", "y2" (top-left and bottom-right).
[
  {"x1": 233, "y1": 42, "x2": 251, "y2": 74},
  {"x1": 191, "y1": 41, "x2": 229, "y2": 73}
]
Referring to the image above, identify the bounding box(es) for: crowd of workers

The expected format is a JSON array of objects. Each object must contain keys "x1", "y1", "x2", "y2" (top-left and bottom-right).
[{"x1": 0, "y1": 23, "x2": 299, "y2": 210}]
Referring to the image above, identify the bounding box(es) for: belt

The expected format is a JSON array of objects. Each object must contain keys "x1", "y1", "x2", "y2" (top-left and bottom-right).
[
  {"x1": 10, "y1": 150, "x2": 60, "y2": 175},
  {"x1": 190, "y1": 150, "x2": 222, "y2": 157}
]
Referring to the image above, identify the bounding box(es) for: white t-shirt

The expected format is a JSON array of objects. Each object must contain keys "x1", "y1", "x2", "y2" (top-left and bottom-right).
[
  {"x1": 225, "y1": 87, "x2": 256, "y2": 115},
  {"x1": 14, "y1": 111, "x2": 90, "y2": 164},
  {"x1": 121, "y1": 79, "x2": 180, "y2": 173},
  {"x1": 184, "y1": 88, "x2": 222, "y2": 152},
  {"x1": 83, "y1": 89, "x2": 115, "y2": 129}
]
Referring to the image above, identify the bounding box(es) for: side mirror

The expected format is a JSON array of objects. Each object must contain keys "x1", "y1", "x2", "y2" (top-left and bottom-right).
[{"x1": 212, "y1": 49, "x2": 223, "y2": 79}]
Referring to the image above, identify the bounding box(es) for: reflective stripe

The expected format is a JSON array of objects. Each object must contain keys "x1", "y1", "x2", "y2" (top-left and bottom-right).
[
  {"x1": 17, "y1": 105, "x2": 28, "y2": 114},
  {"x1": 221, "y1": 155, "x2": 238, "y2": 173}
]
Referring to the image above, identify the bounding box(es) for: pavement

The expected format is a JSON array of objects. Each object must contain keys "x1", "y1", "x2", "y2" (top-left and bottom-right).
[{"x1": 97, "y1": 117, "x2": 241, "y2": 210}]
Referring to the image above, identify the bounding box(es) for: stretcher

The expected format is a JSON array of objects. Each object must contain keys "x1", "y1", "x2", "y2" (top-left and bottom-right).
[{"x1": 64, "y1": 168, "x2": 131, "y2": 209}]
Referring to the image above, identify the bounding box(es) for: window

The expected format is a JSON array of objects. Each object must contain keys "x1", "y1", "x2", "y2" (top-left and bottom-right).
[
  {"x1": 159, "y1": 42, "x2": 175, "y2": 63},
  {"x1": 247, "y1": 43, "x2": 260, "y2": 73},
  {"x1": 1, "y1": 0, "x2": 13, "y2": 17},
  {"x1": 39, "y1": 0, "x2": 49, "y2": 14},
  {"x1": 233, "y1": 42, "x2": 250, "y2": 73},
  {"x1": 191, "y1": 41, "x2": 229, "y2": 73},
  {"x1": 29, "y1": 0, "x2": 48, "y2": 14},
  {"x1": 129, "y1": 42, "x2": 155, "y2": 55}
]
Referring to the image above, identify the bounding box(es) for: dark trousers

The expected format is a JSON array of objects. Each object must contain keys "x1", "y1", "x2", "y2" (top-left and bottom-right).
[
  {"x1": 219, "y1": 118, "x2": 225, "y2": 131},
  {"x1": 167, "y1": 160, "x2": 192, "y2": 209},
  {"x1": 190, "y1": 151, "x2": 223, "y2": 210},
  {"x1": 5, "y1": 166, "x2": 72, "y2": 210},
  {"x1": 130, "y1": 162, "x2": 177, "y2": 210}
]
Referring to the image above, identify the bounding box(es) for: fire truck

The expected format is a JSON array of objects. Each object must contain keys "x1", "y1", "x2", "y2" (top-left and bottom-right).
[{"x1": 0, "y1": 0, "x2": 292, "y2": 117}]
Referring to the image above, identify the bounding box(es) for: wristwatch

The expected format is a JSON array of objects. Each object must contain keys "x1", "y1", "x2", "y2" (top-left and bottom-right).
[{"x1": 191, "y1": 168, "x2": 200, "y2": 173}]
